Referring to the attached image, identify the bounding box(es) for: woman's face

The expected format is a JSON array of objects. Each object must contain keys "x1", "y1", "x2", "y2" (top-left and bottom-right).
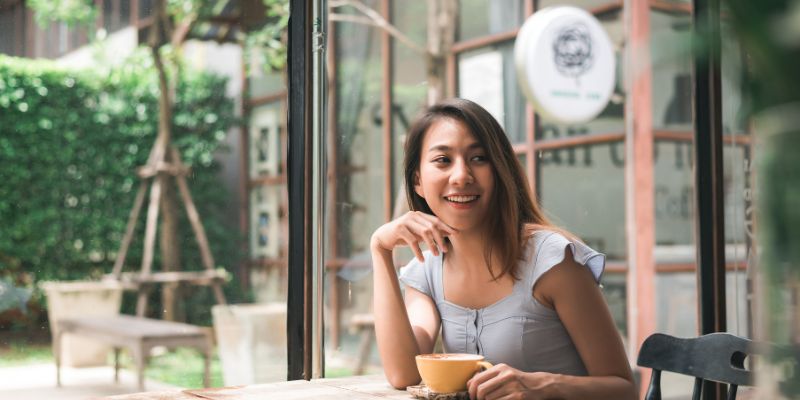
[{"x1": 414, "y1": 118, "x2": 495, "y2": 233}]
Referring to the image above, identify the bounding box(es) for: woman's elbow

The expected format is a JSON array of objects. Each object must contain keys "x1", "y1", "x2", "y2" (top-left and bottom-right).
[{"x1": 384, "y1": 370, "x2": 421, "y2": 389}]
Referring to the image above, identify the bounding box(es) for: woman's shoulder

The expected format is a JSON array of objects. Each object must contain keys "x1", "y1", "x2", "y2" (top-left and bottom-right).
[
  {"x1": 522, "y1": 225, "x2": 568, "y2": 248},
  {"x1": 521, "y1": 225, "x2": 604, "y2": 285}
]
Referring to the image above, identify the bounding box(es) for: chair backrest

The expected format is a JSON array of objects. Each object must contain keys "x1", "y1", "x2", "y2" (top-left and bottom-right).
[{"x1": 637, "y1": 332, "x2": 754, "y2": 400}]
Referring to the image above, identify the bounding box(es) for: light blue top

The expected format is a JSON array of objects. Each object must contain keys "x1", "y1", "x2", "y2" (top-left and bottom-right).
[{"x1": 398, "y1": 230, "x2": 605, "y2": 376}]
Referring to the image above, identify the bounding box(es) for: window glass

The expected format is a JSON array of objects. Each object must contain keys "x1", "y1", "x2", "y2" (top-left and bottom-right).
[
  {"x1": 140, "y1": 0, "x2": 154, "y2": 19},
  {"x1": 392, "y1": 0, "x2": 428, "y2": 209},
  {"x1": 537, "y1": 142, "x2": 626, "y2": 261},
  {"x1": 457, "y1": 42, "x2": 526, "y2": 143},
  {"x1": 325, "y1": 0, "x2": 386, "y2": 375},
  {"x1": 720, "y1": 19, "x2": 753, "y2": 337},
  {"x1": 458, "y1": 0, "x2": 525, "y2": 42},
  {"x1": 651, "y1": 10, "x2": 692, "y2": 131}
]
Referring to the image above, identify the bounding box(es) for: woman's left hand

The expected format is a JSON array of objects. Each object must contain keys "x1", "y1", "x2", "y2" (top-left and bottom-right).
[{"x1": 466, "y1": 363, "x2": 557, "y2": 400}]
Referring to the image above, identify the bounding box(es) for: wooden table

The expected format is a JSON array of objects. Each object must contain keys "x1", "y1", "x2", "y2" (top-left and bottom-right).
[
  {"x1": 55, "y1": 315, "x2": 212, "y2": 390},
  {"x1": 102, "y1": 375, "x2": 417, "y2": 399}
]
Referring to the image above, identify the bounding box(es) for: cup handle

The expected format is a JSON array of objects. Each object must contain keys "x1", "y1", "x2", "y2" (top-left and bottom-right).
[{"x1": 476, "y1": 361, "x2": 493, "y2": 371}]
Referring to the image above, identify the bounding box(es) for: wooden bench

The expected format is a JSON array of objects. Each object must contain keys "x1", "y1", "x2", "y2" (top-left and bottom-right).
[{"x1": 55, "y1": 315, "x2": 212, "y2": 390}]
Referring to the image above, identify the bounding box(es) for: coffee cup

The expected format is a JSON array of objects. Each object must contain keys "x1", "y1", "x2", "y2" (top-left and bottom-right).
[{"x1": 415, "y1": 353, "x2": 493, "y2": 393}]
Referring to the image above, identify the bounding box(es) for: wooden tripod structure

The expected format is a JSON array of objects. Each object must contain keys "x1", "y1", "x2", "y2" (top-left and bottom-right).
[
  {"x1": 105, "y1": 0, "x2": 226, "y2": 317},
  {"x1": 108, "y1": 136, "x2": 227, "y2": 317}
]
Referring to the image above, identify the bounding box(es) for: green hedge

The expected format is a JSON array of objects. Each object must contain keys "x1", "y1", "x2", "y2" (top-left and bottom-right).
[{"x1": 0, "y1": 54, "x2": 241, "y2": 325}]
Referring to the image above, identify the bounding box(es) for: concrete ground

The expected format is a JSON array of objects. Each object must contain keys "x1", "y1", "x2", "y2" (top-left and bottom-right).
[{"x1": 0, "y1": 363, "x2": 179, "y2": 400}]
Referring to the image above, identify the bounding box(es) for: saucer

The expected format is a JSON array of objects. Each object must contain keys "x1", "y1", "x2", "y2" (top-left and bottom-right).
[{"x1": 406, "y1": 384, "x2": 470, "y2": 399}]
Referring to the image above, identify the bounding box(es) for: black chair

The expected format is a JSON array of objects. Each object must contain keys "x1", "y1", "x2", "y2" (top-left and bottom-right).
[{"x1": 637, "y1": 332, "x2": 753, "y2": 400}]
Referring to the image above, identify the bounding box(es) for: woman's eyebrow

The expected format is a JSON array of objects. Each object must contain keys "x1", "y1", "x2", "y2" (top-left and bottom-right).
[{"x1": 427, "y1": 143, "x2": 483, "y2": 152}]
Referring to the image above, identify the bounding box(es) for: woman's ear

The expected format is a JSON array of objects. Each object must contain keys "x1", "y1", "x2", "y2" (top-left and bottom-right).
[{"x1": 413, "y1": 171, "x2": 424, "y2": 199}]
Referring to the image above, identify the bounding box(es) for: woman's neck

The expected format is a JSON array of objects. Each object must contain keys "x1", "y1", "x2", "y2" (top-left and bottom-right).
[{"x1": 446, "y1": 229, "x2": 496, "y2": 275}]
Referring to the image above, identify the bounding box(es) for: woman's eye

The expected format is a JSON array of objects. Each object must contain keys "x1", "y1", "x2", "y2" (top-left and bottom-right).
[
  {"x1": 471, "y1": 155, "x2": 488, "y2": 162},
  {"x1": 433, "y1": 156, "x2": 450, "y2": 164}
]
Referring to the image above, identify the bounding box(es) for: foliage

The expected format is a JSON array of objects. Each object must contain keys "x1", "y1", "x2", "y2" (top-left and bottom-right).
[
  {"x1": 0, "y1": 55, "x2": 241, "y2": 323},
  {"x1": 245, "y1": 0, "x2": 291, "y2": 73},
  {"x1": 27, "y1": 0, "x2": 97, "y2": 29},
  {"x1": 725, "y1": 0, "x2": 800, "y2": 114},
  {"x1": 724, "y1": 0, "x2": 800, "y2": 397}
]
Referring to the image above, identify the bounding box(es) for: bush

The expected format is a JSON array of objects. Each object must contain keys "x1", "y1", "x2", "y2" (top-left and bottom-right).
[{"x1": 0, "y1": 54, "x2": 242, "y2": 326}]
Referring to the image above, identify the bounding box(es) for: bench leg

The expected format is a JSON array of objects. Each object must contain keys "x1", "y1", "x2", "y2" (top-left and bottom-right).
[
  {"x1": 354, "y1": 328, "x2": 373, "y2": 375},
  {"x1": 54, "y1": 330, "x2": 64, "y2": 387},
  {"x1": 114, "y1": 347, "x2": 121, "y2": 383},
  {"x1": 203, "y1": 347, "x2": 211, "y2": 388},
  {"x1": 132, "y1": 344, "x2": 147, "y2": 391}
]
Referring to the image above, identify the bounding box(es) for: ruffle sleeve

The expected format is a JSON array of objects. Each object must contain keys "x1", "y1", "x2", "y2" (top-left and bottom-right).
[
  {"x1": 398, "y1": 252, "x2": 436, "y2": 297},
  {"x1": 529, "y1": 231, "x2": 606, "y2": 288}
]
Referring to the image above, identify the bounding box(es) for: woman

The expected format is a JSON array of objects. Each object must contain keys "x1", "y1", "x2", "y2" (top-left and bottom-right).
[{"x1": 370, "y1": 98, "x2": 636, "y2": 400}]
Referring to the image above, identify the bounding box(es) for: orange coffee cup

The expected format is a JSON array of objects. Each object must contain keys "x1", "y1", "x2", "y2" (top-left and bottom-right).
[{"x1": 415, "y1": 353, "x2": 493, "y2": 393}]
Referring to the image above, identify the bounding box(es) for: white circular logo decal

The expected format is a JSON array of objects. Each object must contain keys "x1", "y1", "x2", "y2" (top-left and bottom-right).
[{"x1": 515, "y1": 6, "x2": 616, "y2": 124}]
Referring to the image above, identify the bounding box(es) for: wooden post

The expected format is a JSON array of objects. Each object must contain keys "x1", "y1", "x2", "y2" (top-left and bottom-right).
[{"x1": 625, "y1": 0, "x2": 656, "y2": 398}]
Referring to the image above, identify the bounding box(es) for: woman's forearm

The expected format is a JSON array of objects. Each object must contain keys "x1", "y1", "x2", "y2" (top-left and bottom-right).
[
  {"x1": 542, "y1": 373, "x2": 636, "y2": 400},
  {"x1": 371, "y1": 242, "x2": 422, "y2": 388}
]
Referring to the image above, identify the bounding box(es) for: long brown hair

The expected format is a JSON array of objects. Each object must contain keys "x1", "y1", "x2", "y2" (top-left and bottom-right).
[{"x1": 404, "y1": 98, "x2": 558, "y2": 280}]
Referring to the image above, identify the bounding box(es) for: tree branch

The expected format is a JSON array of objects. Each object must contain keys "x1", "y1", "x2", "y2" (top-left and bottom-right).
[{"x1": 330, "y1": 0, "x2": 427, "y2": 56}]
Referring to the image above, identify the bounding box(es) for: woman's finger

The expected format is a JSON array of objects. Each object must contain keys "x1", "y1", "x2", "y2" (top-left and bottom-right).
[
  {"x1": 476, "y1": 367, "x2": 519, "y2": 400},
  {"x1": 418, "y1": 212, "x2": 459, "y2": 236},
  {"x1": 407, "y1": 219, "x2": 441, "y2": 256},
  {"x1": 468, "y1": 368, "x2": 500, "y2": 400},
  {"x1": 398, "y1": 228, "x2": 425, "y2": 261}
]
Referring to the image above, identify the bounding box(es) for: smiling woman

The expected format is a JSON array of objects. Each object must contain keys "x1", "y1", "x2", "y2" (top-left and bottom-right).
[{"x1": 369, "y1": 98, "x2": 636, "y2": 400}]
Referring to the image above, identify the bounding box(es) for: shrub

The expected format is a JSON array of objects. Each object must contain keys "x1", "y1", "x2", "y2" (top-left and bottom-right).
[{"x1": 0, "y1": 54, "x2": 241, "y2": 326}]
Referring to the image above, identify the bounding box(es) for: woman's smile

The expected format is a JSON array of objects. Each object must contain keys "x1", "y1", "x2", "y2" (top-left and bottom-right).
[{"x1": 443, "y1": 193, "x2": 481, "y2": 209}]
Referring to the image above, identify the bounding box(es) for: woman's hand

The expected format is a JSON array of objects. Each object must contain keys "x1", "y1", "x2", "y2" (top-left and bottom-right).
[
  {"x1": 467, "y1": 364, "x2": 558, "y2": 400},
  {"x1": 370, "y1": 211, "x2": 457, "y2": 261}
]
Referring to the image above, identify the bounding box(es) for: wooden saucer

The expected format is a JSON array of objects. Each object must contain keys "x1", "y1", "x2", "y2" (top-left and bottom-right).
[{"x1": 406, "y1": 384, "x2": 470, "y2": 399}]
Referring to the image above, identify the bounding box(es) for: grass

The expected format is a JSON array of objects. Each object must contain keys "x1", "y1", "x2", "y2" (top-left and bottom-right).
[
  {"x1": 0, "y1": 340, "x2": 53, "y2": 367},
  {"x1": 135, "y1": 347, "x2": 224, "y2": 389}
]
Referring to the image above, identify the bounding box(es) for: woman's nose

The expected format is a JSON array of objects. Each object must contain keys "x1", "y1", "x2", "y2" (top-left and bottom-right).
[{"x1": 450, "y1": 159, "x2": 474, "y2": 185}]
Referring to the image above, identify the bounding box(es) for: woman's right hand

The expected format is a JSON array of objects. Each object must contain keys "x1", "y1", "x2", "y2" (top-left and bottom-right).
[{"x1": 370, "y1": 211, "x2": 458, "y2": 261}]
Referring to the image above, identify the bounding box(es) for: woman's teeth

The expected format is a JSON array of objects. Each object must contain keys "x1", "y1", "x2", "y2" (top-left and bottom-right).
[{"x1": 446, "y1": 195, "x2": 477, "y2": 203}]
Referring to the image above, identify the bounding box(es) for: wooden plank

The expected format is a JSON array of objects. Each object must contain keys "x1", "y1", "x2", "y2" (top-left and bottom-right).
[
  {"x1": 60, "y1": 316, "x2": 206, "y2": 340},
  {"x1": 171, "y1": 148, "x2": 216, "y2": 272},
  {"x1": 141, "y1": 178, "x2": 162, "y2": 276},
  {"x1": 110, "y1": 270, "x2": 227, "y2": 284},
  {"x1": 113, "y1": 181, "x2": 148, "y2": 277}
]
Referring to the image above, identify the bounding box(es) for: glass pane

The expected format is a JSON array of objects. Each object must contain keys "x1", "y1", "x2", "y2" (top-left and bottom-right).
[
  {"x1": 537, "y1": 142, "x2": 626, "y2": 261},
  {"x1": 249, "y1": 102, "x2": 283, "y2": 178},
  {"x1": 650, "y1": 12, "x2": 698, "y2": 400},
  {"x1": 651, "y1": 10, "x2": 692, "y2": 131},
  {"x1": 720, "y1": 19, "x2": 753, "y2": 337},
  {"x1": 653, "y1": 140, "x2": 694, "y2": 251},
  {"x1": 139, "y1": 0, "x2": 153, "y2": 19},
  {"x1": 457, "y1": 42, "x2": 526, "y2": 143},
  {"x1": 326, "y1": 0, "x2": 386, "y2": 376},
  {"x1": 392, "y1": 0, "x2": 428, "y2": 207},
  {"x1": 458, "y1": 0, "x2": 525, "y2": 42},
  {"x1": 249, "y1": 61, "x2": 285, "y2": 98}
]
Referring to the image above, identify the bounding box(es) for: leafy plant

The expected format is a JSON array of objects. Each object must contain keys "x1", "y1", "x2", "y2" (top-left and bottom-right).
[{"x1": 0, "y1": 54, "x2": 240, "y2": 325}]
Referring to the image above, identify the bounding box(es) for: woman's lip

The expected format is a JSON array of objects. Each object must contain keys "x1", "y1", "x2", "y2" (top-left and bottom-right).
[{"x1": 444, "y1": 196, "x2": 479, "y2": 209}]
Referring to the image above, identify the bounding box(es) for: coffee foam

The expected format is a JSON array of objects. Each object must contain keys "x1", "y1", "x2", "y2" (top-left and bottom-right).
[{"x1": 417, "y1": 353, "x2": 483, "y2": 361}]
